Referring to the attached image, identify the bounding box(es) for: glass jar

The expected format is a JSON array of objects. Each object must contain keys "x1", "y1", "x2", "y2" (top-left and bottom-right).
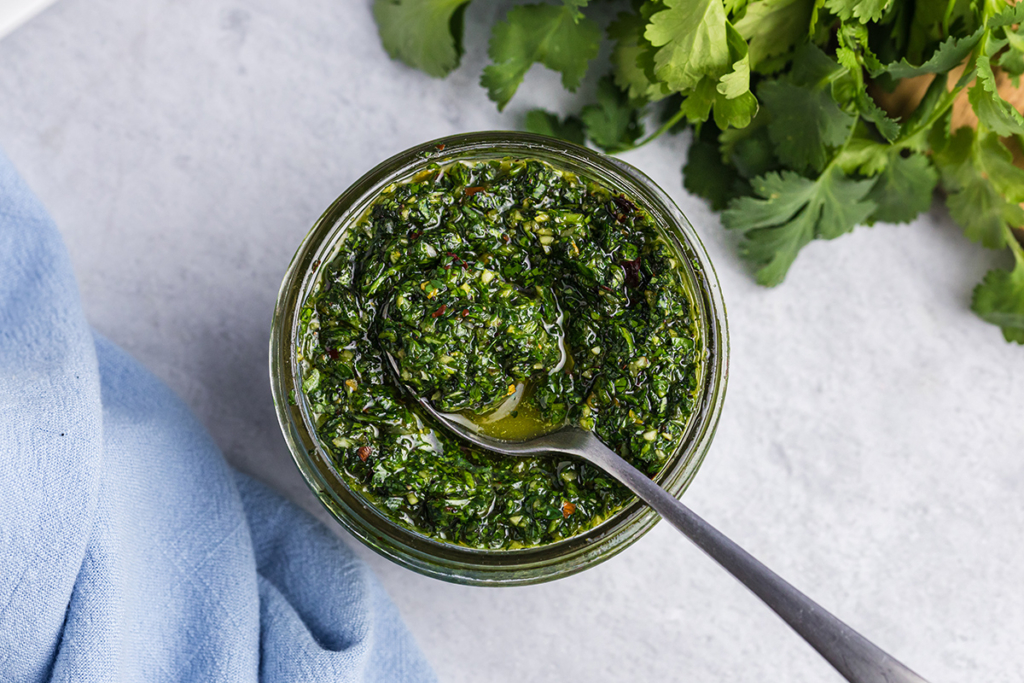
[{"x1": 269, "y1": 132, "x2": 729, "y2": 586}]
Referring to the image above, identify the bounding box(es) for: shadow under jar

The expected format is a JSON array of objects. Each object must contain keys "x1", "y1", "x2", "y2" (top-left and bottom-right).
[{"x1": 269, "y1": 132, "x2": 729, "y2": 586}]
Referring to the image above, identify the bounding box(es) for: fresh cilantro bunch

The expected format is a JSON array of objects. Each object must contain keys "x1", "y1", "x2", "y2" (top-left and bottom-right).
[{"x1": 373, "y1": 0, "x2": 1024, "y2": 344}]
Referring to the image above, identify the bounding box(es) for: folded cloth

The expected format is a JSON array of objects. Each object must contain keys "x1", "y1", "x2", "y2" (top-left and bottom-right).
[{"x1": 0, "y1": 149, "x2": 437, "y2": 683}]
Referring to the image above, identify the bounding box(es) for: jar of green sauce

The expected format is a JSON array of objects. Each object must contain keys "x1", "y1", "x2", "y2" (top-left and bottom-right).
[{"x1": 270, "y1": 132, "x2": 729, "y2": 585}]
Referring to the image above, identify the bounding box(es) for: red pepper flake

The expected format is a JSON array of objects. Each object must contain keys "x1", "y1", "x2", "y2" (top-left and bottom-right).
[
  {"x1": 562, "y1": 501, "x2": 576, "y2": 518},
  {"x1": 432, "y1": 304, "x2": 447, "y2": 318},
  {"x1": 408, "y1": 229, "x2": 422, "y2": 241},
  {"x1": 462, "y1": 309, "x2": 469, "y2": 317},
  {"x1": 620, "y1": 257, "x2": 642, "y2": 289},
  {"x1": 613, "y1": 196, "x2": 636, "y2": 214},
  {"x1": 312, "y1": 259, "x2": 321, "y2": 268},
  {"x1": 435, "y1": 143, "x2": 446, "y2": 151},
  {"x1": 327, "y1": 347, "x2": 340, "y2": 360},
  {"x1": 501, "y1": 233, "x2": 510, "y2": 243},
  {"x1": 357, "y1": 446, "x2": 372, "y2": 462},
  {"x1": 465, "y1": 185, "x2": 486, "y2": 196}
]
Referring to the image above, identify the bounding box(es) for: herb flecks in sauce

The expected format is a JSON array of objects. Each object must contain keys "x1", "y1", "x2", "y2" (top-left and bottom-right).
[{"x1": 300, "y1": 158, "x2": 701, "y2": 549}]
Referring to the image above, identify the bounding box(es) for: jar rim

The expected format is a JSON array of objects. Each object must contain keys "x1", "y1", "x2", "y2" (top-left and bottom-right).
[{"x1": 269, "y1": 131, "x2": 729, "y2": 585}]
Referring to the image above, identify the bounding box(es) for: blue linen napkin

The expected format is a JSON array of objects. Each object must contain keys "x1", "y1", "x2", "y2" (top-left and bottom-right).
[{"x1": 0, "y1": 148, "x2": 437, "y2": 683}]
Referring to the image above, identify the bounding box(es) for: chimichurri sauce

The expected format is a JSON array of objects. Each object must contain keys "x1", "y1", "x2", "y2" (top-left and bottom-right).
[{"x1": 298, "y1": 158, "x2": 702, "y2": 549}]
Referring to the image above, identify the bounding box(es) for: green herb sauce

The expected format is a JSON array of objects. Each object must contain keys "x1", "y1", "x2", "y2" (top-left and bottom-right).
[{"x1": 298, "y1": 157, "x2": 702, "y2": 549}]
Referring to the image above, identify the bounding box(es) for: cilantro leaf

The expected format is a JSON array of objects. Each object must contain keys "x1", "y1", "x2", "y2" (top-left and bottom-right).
[
  {"x1": 373, "y1": 0, "x2": 473, "y2": 78},
  {"x1": 608, "y1": 11, "x2": 671, "y2": 102},
  {"x1": 679, "y1": 76, "x2": 759, "y2": 129},
  {"x1": 675, "y1": 23, "x2": 758, "y2": 130},
  {"x1": 481, "y1": 3, "x2": 601, "y2": 111},
  {"x1": 645, "y1": 0, "x2": 732, "y2": 93},
  {"x1": 562, "y1": 0, "x2": 589, "y2": 21},
  {"x1": 684, "y1": 124, "x2": 749, "y2": 210},
  {"x1": 997, "y1": 27, "x2": 1024, "y2": 77},
  {"x1": 873, "y1": 28, "x2": 984, "y2": 79},
  {"x1": 581, "y1": 76, "x2": 645, "y2": 152},
  {"x1": 524, "y1": 109, "x2": 586, "y2": 145},
  {"x1": 968, "y1": 55, "x2": 1024, "y2": 137},
  {"x1": 972, "y1": 257, "x2": 1024, "y2": 344},
  {"x1": 712, "y1": 90, "x2": 759, "y2": 129},
  {"x1": 757, "y1": 46, "x2": 856, "y2": 172},
  {"x1": 716, "y1": 22, "x2": 752, "y2": 99},
  {"x1": 759, "y1": 69, "x2": 855, "y2": 172},
  {"x1": 987, "y1": 2, "x2": 1024, "y2": 30},
  {"x1": 856, "y1": 91, "x2": 901, "y2": 141},
  {"x1": 722, "y1": 166, "x2": 876, "y2": 285},
  {"x1": 722, "y1": 117, "x2": 781, "y2": 178},
  {"x1": 789, "y1": 41, "x2": 845, "y2": 84},
  {"x1": 734, "y1": 0, "x2": 814, "y2": 70},
  {"x1": 866, "y1": 153, "x2": 938, "y2": 224},
  {"x1": 835, "y1": 32, "x2": 901, "y2": 141},
  {"x1": 834, "y1": 134, "x2": 890, "y2": 176},
  {"x1": 934, "y1": 128, "x2": 1024, "y2": 249},
  {"x1": 823, "y1": 0, "x2": 893, "y2": 23},
  {"x1": 947, "y1": 180, "x2": 1021, "y2": 249}
]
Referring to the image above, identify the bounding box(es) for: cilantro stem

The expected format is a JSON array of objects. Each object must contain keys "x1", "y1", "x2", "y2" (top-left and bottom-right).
[{"x1": 1007, "y1": 226, "x2": 1024, "y2": 265}]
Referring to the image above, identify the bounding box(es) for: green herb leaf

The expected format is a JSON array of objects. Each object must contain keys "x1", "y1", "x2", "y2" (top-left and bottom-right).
[
  {"x1": 873, "y1": 28, "x2": 984, "y2": 79},
  {"x1": 717, "y1": 23, "x2": 753, "y2": 99},
  {"x1": 684, "y1": 124, "x2": 749, "y2": 210},
  {"x1": 823, "y1": 0, "x2": 893, "y2": 23},
  {"x1": 934, "y1": 128, "x2": 1024, "y2": 249},
  {"x1": 562, "y1": 0, "x2": 589, "y2": 21},
  {"x1": 524, "y1": 109, "x2": 587, "y2": 145},
  {"x1": 373, "y1": 0, "x2": 473, "y2": 78},
  {"x1": 608, "y1": 11, "x2": 671, "y2": 102},
  {"x1": 997, "y1": 29, "x2": 1024, "y2": 76},
  {"x1": 866, "y1": 153, "x2": 938, "y2": 224},
  {"x1": 645, "y1": 0, "x2": 732, "y2": 93},
  {"x1": 581, "y1": 76, "x2": 645, "y2": 152},
  {"x1": 675, "y1": 23, "x2": 758, "y2": 130},
  {"x1": 972, "y1": 258, "x2": 1024, "y2": 344},
  {"x1": 968, "y1": 56, "x2": 1024, "y2": 137},
  {"x1": 679, "y1": 76, "x2": 759, "y2": 129},
  {"x1": 734, "y1": 0, "x2": 814, "y2": 70},
  {"x1": 834, "y1": 134, "x2": 890, "y2": 176},
  {"x1": 481, "y1": 3, "x2": 602, "y2": 111},
  {"x1": 857, "y1": 91, "x2": 902, "y2": 141},
  {"x1": 835, "y1": 32, "x2": 901, "y2": 141},
  {"x1": 759, "y1": 46, "x2": 855, "y2": 172},
  {"x1": 712, "y1": 90, "x2": 760, "y2": 129},
  {"x1": 722, "y1": 166, "x2": 876, "y2": 285},
  {"x1": 721, "y1": 115, "x2": 781, "y2": 178}
]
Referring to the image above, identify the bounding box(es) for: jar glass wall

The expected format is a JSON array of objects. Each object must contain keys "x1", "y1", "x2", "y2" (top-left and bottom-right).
[{"x1": 269, "y1": 132, "x2": 729, "y2": 586}]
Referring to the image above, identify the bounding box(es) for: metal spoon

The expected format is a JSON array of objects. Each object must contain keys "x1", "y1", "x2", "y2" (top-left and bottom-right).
[{"x1": 385, "y1": 352, "x2": 930, "y2": 683}]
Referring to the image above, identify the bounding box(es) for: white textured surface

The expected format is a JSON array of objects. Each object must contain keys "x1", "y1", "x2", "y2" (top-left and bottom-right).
[
  {"x1": 1, "y1": 1, "x2": 1021, "y2": 681},
  {"x1": 0, "y1": 0, "x2": 58, "y2": 39}
]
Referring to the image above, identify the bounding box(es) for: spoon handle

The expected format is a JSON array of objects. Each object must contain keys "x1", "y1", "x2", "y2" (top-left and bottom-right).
[{"x1": 585, "y1": 438, "x2": 929, "y2": 683}]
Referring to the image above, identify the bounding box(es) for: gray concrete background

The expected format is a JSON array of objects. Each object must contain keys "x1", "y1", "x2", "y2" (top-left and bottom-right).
[{"x1": 1, "y1": 1, "x2": 1021, "y2": 680}]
